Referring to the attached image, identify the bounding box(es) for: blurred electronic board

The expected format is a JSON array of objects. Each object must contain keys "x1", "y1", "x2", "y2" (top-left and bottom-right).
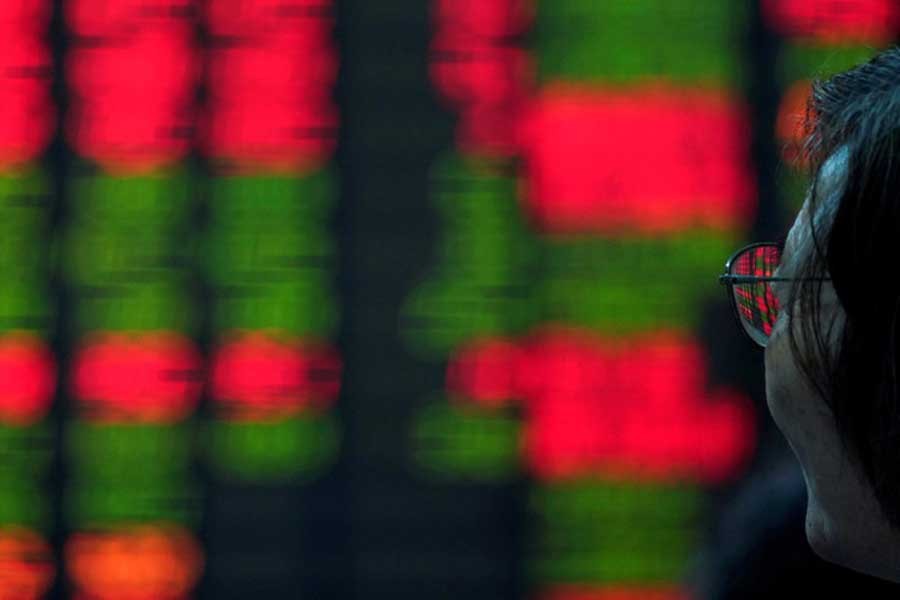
[{"x1": 0, "y1": 1, "x2": 896, "y2": 599}]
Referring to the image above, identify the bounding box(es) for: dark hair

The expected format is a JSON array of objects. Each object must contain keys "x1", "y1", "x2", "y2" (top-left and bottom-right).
[{"x1": 789, "y1": 45, "x2": 900, "y2": 531}]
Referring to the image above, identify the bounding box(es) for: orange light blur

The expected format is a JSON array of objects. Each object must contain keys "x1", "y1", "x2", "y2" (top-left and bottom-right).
[
  {"x1": 66, "y1": 525, "x2": 203, "y2": 600},
  {"x1": 539, "y1": 585, "x2": 691, "y2": 600},
  {"x1": 0, "y1": 527, "x2": 54, "y2": 600}
]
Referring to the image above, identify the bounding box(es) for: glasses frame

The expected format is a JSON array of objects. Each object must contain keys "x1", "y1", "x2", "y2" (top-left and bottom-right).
[{"x1": 718, "y1": 241, "x2": 830, "y2": 348}]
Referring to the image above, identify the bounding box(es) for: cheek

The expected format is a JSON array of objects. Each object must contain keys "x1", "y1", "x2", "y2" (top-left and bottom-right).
[
  {"x1": 764, "y1": 342, "x2": 791, "y2": 430},
  {"x1": 764, "y1": 321, "x2": 836, "y2": 479},
  {"x1": 764, "y1": 303, "x2": 812, "y2": 418},
  {"x1": 764, "y1": 322, "x2": 815, "y2": 462},
  {"x1": 764, "y1": 322, "x2": 794, "y2": 424}
]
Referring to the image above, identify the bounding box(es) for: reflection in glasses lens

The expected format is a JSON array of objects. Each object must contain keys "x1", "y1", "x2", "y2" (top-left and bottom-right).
[{"x1": 731, "y1": 245, "x2": 780, "y2": 347}]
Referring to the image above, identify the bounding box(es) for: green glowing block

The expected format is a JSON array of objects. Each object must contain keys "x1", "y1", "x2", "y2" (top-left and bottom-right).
[
  {"x1": 0, "y1": 486, "x2": 49, "y2": 529},
  {"x1": 206, "y1": 172, "x2": 338, "y2": 337},
  {"x1": 72, "y1": 280, "x2": 197, "y2": 333},
  {"x1": 0, "y1": 170, "x2": 50, "y2": 237},
  {"x1": 205, "y1": 227, "x2": 334, "y2": 286},
  {"x1": 63, "y1": 171, "x2": 199, "y2": 334},
  {"x1": 402, "y1": 278, "x2": 536, "y2": 359},
  {"x1": 535, "y1": 0, "x2": 745, "y2": 85},
  {"x1": 212, "y1": 278, "x2": 338, "y2": 337},
  {"x1": 537, "y1": 230, "x2": 737, "y2": 334},
  {"x1": 0, "y1": 423, "x2": 53, "y2": 529},
  {"x1": 65, "y1": 422, "x2": 198, "y2": 526},
  {"x1": 66, "y1": 422, "x2": 193, "y2": 482},
  {"x1": 206, "y1": 414, "x2": 339, "y2": 483},
  {"x1": 0, "y1": 170, "x2": 50, "y2": 283},
  {"x1": 411, "y1": 399, "x2": 521, "y2": 482},
  {"x1": 65, "y1": 482, "x2": 200, "y2": 527},
  {"x1": 0, "y1": 425, "x2": 52, "y2": 490},
  {"x1": 0, "y1": 237, "x2": 48, "y2": 280},
  {"x1": 0, "y1": 283, "x2": 53, "y2": 333},
  {"x1": 63, "y1": 227, "x2": 191, "y2": 286},
  {"x1": 530, "y1": 480, "x2": 704, "y2": 584},
  {"x1": 400, "y1": 153, "x2": 538, "y2": 359},
  {"x1": 70, "y1": 170, "x2": 193, "y2": 226},
  {"x1": 778, "y1": 44, "x2": 882, "y2": 85},
  {"x1": 209, "y1": 171, "x2": 334, "y2": 228},
  {"x1": 0, "y1": 172, "x2": 53, "y2": 333}
]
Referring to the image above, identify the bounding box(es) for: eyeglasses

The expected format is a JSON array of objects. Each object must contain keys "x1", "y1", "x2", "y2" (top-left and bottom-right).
[{"x1": 718, "y1": 242, "x2": 829, "y2": 348}]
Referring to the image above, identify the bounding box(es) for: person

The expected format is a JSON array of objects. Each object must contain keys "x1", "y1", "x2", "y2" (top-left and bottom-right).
[
  {"x1": 719, "y1": 46, "x2": 900, "y2": 583},
  {"x1": 690, "y1": 457, "x2": 900, "y2": 598}
]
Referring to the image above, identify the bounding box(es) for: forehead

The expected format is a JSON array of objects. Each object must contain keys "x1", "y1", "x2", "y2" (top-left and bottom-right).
[{"x1": 782, "y1": 146, "x2": 848, "y2": 267}]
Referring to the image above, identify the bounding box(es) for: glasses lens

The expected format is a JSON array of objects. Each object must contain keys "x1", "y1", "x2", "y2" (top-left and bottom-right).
[{"x1": 730, "y1": 245, "x2": 781, "y2": 346}]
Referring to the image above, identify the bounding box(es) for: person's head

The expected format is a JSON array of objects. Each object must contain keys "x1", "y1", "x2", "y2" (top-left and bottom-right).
[{"x1": 765, "y1": 45, "x2": 900, "y2": 581}]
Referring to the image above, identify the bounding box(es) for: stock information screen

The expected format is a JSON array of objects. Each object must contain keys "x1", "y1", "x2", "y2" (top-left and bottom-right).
[{"x1": 0, "y1": 1, "x2": 896, "y2": 598}]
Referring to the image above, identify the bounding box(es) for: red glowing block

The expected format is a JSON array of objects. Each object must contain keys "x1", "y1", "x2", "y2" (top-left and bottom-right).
[
  {"x1": 433, "y1": 0, "x2": 532, "y2": 38},
  {"x1": 762, "y1": 0, "x2": 900, "y2": 43},
  {"x1": 66, "y1": 525, "x2": 202, "y2": 600},
  {"x1": 450, "y1": 326, "x2": 756, "y2": 484},
  {"x1": 430, "y1": 32, "x2": 531, "y2": 156},
  {"x1": 520, "y1": 84, "x2": 756, "y2": 234},
  {"x1": 0, "y1": 528, "x2": 54, "y2": 600},
  {"x1": 208, "y1": 34, "x2": 337, "y2": 98},
  {"x1": 204, "y1": 98, "x2": 337, "y2": 172},
  {"x1": 66, "y1": 0, "x2": 193, "y2": 37},
  {"x1": 71, "y1": 332, "x2": 202, "y2": 422},
  {"x1": 204, "y1": 33, "x2": 338, "y2": 170},
  {"x1": 0, "y1": 2, "x2": 50, "y2": 32},
  {"x1": 0, "y1": 333, "x2": 55, "y2": 426},
  {"x1": 520, "y1": 328, "x2": 755, "y2": 483},
  {"x1": 205, "y1": 0, "x2": 332, "y2": 37},
  {"x1": 0, "y1": 35, "x2": 54, "y2": 169},
  {"x1": 431, "y1": 34, "x2": 532, "y2": 109},
  {"x1": 211, "y1": 332, "x2": 341, "y2": 419},
  {"x1": 66, "y1": 30, "x2": 197, "y2": 171},
  {"x1": 67, "y1": 31, "x2": 196, "y2": 101},
  {"x1": 446, "y1": 337, "x2": 523, "y2": 407}
]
